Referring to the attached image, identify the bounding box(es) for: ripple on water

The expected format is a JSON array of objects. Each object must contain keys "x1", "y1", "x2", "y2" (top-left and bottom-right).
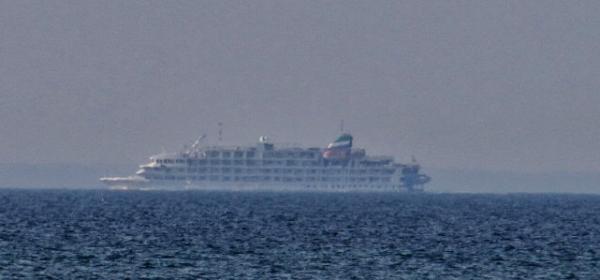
[{"x1": 0, "y1": 190, "x2": 599, "y2": 279}]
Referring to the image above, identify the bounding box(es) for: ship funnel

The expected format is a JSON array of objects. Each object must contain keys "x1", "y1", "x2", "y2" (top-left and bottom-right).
[
  {"x1": 323, "y1": 134, "x2": 353, "y2": 159},
  {"x1": 327, "y1": 134, "x2": 353, "y2": 149}
]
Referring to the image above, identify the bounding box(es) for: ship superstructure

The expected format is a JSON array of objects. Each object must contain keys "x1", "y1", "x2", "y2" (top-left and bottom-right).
[{"x1": 100, "y1": 134, "x2": 431, "y2": 191}]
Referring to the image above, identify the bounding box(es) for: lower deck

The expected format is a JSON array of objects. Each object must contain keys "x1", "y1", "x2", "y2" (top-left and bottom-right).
[{"x1": 104, "y1": 179, "x2": 421, "y2": 192}]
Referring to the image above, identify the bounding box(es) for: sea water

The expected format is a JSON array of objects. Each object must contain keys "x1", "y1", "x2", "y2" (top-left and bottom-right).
[{"x1": 0, "y1": 190, "x2": 599, "y2": 279}]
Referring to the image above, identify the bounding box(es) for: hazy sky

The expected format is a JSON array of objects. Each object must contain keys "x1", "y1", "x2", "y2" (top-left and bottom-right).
[{"x1": 1, "y1": 1, "x2": 599, "y2": 173}]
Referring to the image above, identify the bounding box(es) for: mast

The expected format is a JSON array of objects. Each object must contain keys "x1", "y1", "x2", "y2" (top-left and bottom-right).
[{"x1": 218, "y1": 122, "x2": 223, "y2": 143}]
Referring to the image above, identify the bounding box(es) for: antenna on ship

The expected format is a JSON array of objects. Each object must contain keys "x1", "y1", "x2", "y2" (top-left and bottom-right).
[
  {"x1": 218, "y1": 122, "x2": 223, "y2": 143},
  {"x1": 340, "y1": 119, "x2": 344, "y2": 133}
]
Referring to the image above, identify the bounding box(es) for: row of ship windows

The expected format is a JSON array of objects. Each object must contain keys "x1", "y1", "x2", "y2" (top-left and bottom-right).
[
  {"x1": 263, "y1": 152, "x2": 318, "y2": 159},
  {"x1": 304, "y1": 184, "x2": 396, "y2": 189},
  {"x1": 156, "y1": 159, "x2": 391, "y2": 168},
  {"x1": 157, "y1": 159, "x2": 326, "y2": 167},
  {"x1": 205, "y1": 151, "x2": 254, "y2": 158},
  {"x1": 205, "y1": 151, "x2": 319, "y2": 159},
  {"x1": 148, "y1": 167, "x2": 395, "y2": 175},
  {"x1": 146, "y1": 175, "x2": 392, "y2": 183},
  {"x1": 162, "y1": 151, "x2": 321, "y2": 160}
]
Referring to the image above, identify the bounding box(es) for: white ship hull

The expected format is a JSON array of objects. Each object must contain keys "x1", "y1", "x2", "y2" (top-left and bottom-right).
[{"x1": 101, "y1": 176, "x2": 419, "y2": 192}]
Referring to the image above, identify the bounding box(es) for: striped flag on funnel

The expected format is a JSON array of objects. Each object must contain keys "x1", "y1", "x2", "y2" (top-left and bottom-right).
[{"x1": 323, "y1": 134, "x2": 353, "y2": 158}]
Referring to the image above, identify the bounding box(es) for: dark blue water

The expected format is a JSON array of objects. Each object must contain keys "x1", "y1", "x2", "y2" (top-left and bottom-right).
[{"x1": 0, "y1": 190, "x2": 599, "y2": 279}]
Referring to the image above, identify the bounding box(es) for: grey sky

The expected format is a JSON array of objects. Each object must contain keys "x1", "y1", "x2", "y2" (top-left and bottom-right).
[{"x1": 1, "y1": 1, "x2": 599, "y2": 173}]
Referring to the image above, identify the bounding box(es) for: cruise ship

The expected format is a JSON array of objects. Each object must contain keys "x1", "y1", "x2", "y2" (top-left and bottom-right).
[{"x1": 100, "y1": 134, "x2": 431, "y2": 191}]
